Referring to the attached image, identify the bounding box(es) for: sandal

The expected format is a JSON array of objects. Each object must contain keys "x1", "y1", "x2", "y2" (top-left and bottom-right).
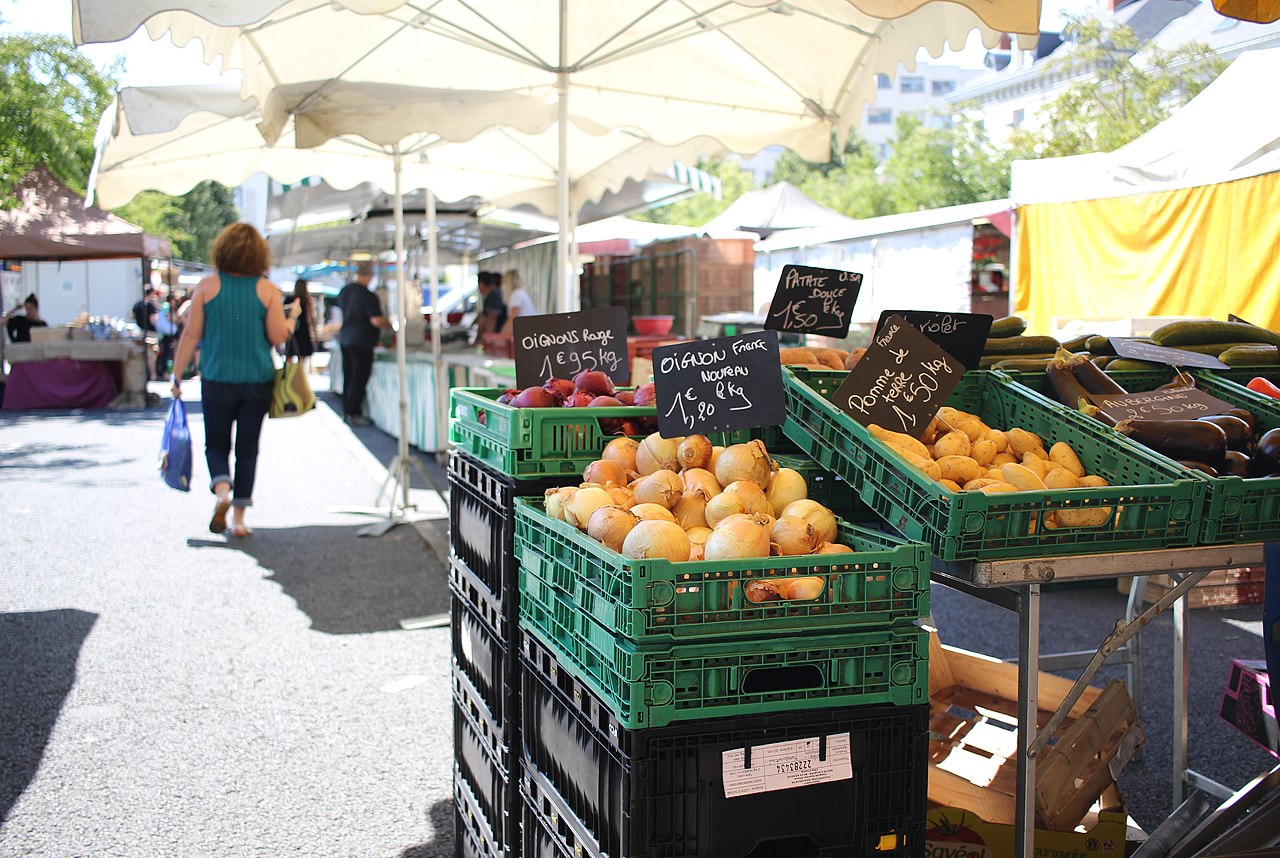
[
  {"x1": 229, "y1": 523, "x2": 253, "y2": 538},
  {"x1": 210, "y1": 496, "x2": 232, "y2": 534}
]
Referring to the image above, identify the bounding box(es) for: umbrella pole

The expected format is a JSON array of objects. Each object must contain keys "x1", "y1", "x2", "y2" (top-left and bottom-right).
[
  {"x1": 555, "y1": 0, "x2": 574, "y2": 314},
  {"x1": 427, "y1": 189, "x2": 445, "y2": 466}
]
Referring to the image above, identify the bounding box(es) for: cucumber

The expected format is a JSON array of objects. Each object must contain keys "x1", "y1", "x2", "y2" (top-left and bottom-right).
[
  {"x1": 1085, "y1": 335, "x2": 1114, "y2": 355},
  {"x1": 1105, "y1": 358, "x2": 1164, "y2": 372},
  {"x1": 1158, "y1": 342, "x2": 1263, "y2": 356},
  {"x1": 978, "y1": 353, "x2": 1054, "y2": 368},
  {"x1": 991, "y1": 358, "x2": 1053, "y2": 372},
  {"x1": 989, "y1": 316, "x2": 1028, "y2": 338},
  {"x1": 1219, "y1": 345, "x2": 1280, "y2": 366},
  {"x1": 983, "y1": 335, "x2": 1060, "y2": 355},
  {"x1": 1150, "y1": 320, "x2": 1280, "y2": 347},
  {"x1": 1090, "y1": 355, "x2": 1115, "y2": 368},
  {"x1": 1060, "y1": 334, "x2": 1095, "y2": 352}
]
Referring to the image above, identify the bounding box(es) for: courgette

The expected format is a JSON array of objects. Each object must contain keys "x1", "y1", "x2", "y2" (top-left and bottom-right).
[
  {"x1": 989, "y1": 316, "x2": 1028, "y2": 338},
  {"x1": 1060, "y1": 333, "x2": 1095, "y2": 353},
  {"x1": 1089, "y1": 355, "x2": 1115, "y2": 368},
  {"x1": 1105, "y1": 358, "x2": 1163, "y2": 372},
  {"x1": 1157, "y1": 342, "x2": 1262, "y2": 356},
  {"x1": 991, "y1": 358, "x2": 1053, "y2": 372},
  {"x1": 1085, "y1": 335, "x2": 1114, "y2": 355},
  {"x1": 1220, "y1": 345, "x2": 1280, "y2": 366},
  {"x1": 983, "y1": 335, "x2": 1061, "y2": 355},
  {"x1": 1150, "y1": 320, "x2": 1280, "y2": 347},
  {"x1": 978, "y1": 352, "x2": 1055, "y2": 368}
]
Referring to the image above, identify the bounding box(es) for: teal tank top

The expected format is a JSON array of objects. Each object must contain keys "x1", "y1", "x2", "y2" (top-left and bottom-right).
[{"x1": 201, "y1": 273, "x2": 274, "y2": 384}]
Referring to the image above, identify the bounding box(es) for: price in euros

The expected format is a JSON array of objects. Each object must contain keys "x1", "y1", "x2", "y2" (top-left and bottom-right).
[
  {"x1": 664, "y1": 388, "x2": 716, "y2": 430},
  {"x1": 538, "y1": 346, "x2": 624, "y2": 380}
]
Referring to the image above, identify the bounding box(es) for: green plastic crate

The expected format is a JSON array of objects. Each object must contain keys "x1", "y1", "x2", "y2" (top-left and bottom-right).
[
  {"x1": 450, "y1": 388, "x2": 798, "y2": 480},
  {"x1": 1009, "y1": 367, "x2": 1280, "y2": 545},
  {"x1": 513, "y1": 498, "x2": 929, "y2": 644},
  {"x1": 1209, "y1": 366, "x2": 1280, "y2": 387},
  {"x1": 781, "y1": 369, "x2": 1206, "y2": 562},
  {"x1": 518, "y1": 604, "x2": 928, "y2": 729}
]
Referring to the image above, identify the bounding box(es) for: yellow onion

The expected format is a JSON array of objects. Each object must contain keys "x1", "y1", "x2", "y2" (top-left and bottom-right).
[
  {"x1": 605, "y1": 486, "x2": 636, "y2": 508},
  {"x1": 709, "y1": 445, "x2": 725, "y2": 474},
  {"x1": 672, "y1": 489, "x2": 710, "y2": 530},
  {"x1": 704, "y1": 513, "x2": 773, "y2": 560},
  {"x1": 633, "y1": 470, "x2": 683, "y2": 509},
  {"x1": 817, "y1": 543, "x2": 854, "y2": 554},
  {"x1": 621, "y1": 519, "x2": 690, "y2": 562},
  {"x1": 636, "y1": 433, "x2": 681, "y2": 475},
  {"x1": 631, "y1": 503, "x2": 677, "y2": 523},
  {"x1": 688, "y1": 543, "x2": 706, "y2": 561},
  {"x1": 677, "y1": 435, "x2": 713, "y2": 471},
  {"x1": 544, "y1": 486, "x2": 578, "y2": 522},
  {"x1": 715, "y1": 440, "x2": 773, "y2": 489},
  {"x1": 744, "y1": 576, "x2": 825, "y2": 602},
  {"x1": 602, "y1": 436, "x2": 639, "y2": 475},
  {"x1": 780, "y1": 499, "x2": 838, "y2": 545},
  {"x1": 706, "y1": 480, "x2": 771, "y2": 528},
  {"x1": 765, "y1": 468, "x2": 807, "y2": 517},
  {"x1": 583, "y1": 459, "x2": 627, "y2": 488},
  {"x1": 565, "y1": 486, "x2": 614, "y2": 530},
  {"x1": 685, "y1": 526, "x2": 713, "y2": 546},
  {"x1": 771, "y1": 515, "x2": 820, "y2": 556},
  {"x1": 587, "y1": 505, "x2": 639, "y2": 552},
  {"x1": 682, "y1": 468, "x2": 722, "y2": 498}
]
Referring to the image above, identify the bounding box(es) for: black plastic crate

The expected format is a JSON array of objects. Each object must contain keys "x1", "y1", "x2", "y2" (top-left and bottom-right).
[
  {"x1": 455, "y1": 696, "x2": 518, "y2": 856},
  {"x1": 452, "y1": 592, "x2": 517, "y2": 739},
  {"x1": 521, "y1": 789, "x2": 591, "y2": 858},
  {"x1": 455, "y1": 802, "x2": 498, "y2": 858},
  {"x1": 449, "y1": 449, "x2": 577, "y2": 623},
  {"x1": 520, "y1": 644, "x2": 929, "y2": 858}
]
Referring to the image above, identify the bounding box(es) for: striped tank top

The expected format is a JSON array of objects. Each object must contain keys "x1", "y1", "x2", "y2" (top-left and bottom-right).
[{"x1": 201, "y1": 273, "x2": 274, "y2": 384}]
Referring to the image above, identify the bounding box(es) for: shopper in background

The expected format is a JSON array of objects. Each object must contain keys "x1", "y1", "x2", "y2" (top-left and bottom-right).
[
  {"x1": 500, "y1": 269, "x2": 539, "y2": 332},
  {"x1": 286, "y1": 278, "x2": 317, "y2": 375},
  {"x1": 133, "y1": 285, "x2": 160, "y2": 379},
  {"x1": 476, "y1": 271, "x2": 507, "y2": 335},
  {"x1": 337, "y1": 260, "x2": 390, "y2": 426},
  {"x1": 3, "y1": 293, "x2": 48, "y2": 343},
  {"x1": 171, "y1": 223, "x2": 297, "y2": 538}
]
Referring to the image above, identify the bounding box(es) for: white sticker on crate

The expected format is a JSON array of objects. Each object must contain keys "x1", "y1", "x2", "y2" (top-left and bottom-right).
[{"x1": 721, "y1": 733, "x2": 853, "y2": 798}]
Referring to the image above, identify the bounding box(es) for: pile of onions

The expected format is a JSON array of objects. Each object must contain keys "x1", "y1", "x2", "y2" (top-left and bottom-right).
[{"x1": 550, "y1": 432, "x2": 851, "y2": 572}]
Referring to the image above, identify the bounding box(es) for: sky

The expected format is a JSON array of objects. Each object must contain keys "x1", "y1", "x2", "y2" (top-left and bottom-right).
[{"x1": 2, "y1": 0, "x2": 1105, "y2": 87}]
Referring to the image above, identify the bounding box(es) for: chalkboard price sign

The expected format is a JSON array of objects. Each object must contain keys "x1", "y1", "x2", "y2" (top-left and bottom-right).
[
  {"x1": 1085, "y1": 387, "x2": 1236, "y2": 423},
  {"x1": 877, "y1": 310, "x2": 993, "y2": 370},
  {"x1": 652, "y1": 330, "x2": 785, "y2": 439},
  {"x1": 512, "y1": 306, "x2": 631, "y2": 388},
  {"x1": 1111, "y1": 338, "x2": 1230, "y2": 370},
  {"x1": 765, "y1": 264, "x2": 862, "y2": 338},
  {"x1": 833, "y1": 314, "x2": 965, "y2": 439}
]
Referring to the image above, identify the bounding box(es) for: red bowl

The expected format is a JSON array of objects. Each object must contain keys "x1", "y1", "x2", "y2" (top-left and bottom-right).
[{"x1": 633, "y1": 315, "x2": 674, "y2": 336}]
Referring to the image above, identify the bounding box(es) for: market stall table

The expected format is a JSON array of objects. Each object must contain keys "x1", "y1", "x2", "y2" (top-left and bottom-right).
[{"x1": 2, "y1": 340, "x2": 140, "y2": 411}]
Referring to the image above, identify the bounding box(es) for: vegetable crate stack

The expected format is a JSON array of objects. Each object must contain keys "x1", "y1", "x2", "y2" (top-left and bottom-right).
[{"x1": 450, "y1": 376, "x2": 934, "y2": 857}]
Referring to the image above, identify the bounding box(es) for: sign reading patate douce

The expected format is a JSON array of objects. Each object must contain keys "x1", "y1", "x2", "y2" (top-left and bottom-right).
[
  {"x1": 652, "y1": 330, "x2": 785, "y2": 438},
  {"x1": 833, "y1": 314, "x2": 965, "y2": 440},
  {"x1": 512, "y1": 306, "x2": 631, "y2": 388},
  {"x1": 765, "y1": 264, "x2": 863, "y2": 338}
]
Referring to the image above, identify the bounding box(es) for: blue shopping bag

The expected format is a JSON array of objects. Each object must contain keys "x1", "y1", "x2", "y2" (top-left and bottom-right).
[{"x1": 159, "y1": 397, "x2": 193, "y2": 492}]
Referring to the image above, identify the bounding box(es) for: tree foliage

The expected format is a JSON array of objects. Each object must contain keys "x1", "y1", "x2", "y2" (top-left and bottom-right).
[{"x1": 631, "y1": 157, "x2": 758, "y2": 226}]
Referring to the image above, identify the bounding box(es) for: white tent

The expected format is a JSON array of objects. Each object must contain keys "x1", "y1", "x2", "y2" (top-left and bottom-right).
[
  {"x1": 702, "y1": 181, "x2": 861, "y2": 238},
  {"x1": 1011, "y1": 46, "x2": 1280, "y2": 333}
]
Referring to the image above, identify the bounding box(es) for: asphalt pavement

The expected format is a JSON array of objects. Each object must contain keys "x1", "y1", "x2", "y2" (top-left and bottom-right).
[{"x1": 1, "y1": 378, "x2": 1276, "y2": 855}]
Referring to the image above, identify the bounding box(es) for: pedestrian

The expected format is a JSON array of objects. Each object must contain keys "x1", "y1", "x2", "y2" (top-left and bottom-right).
[
  {"x1": 3, "y1": 293, "x2": 48, "y2": 342},
  {"x1": 170, "y1": 223, "x2": 298, "y2": 538},
  {"x1": 337, "y1": 260, "x2": 390, "y2": 426},
  {"x1": 133, "y1": 285, "x2": 160, "y2": 380},
  {"x1": 286, "y1": 278, "x2": 316, "y2": 375},
  {"x1": 476, "y1": 271, "x2": 507, "y2": 336},
  {"x1": 500, "y1": 268, "x2": 538, "y2": 332}
]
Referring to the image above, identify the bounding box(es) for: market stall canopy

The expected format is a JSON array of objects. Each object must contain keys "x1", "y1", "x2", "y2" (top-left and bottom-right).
[
  {"x1": 0, "y1": 166, "x2": 171, "y2": 261},
  {"x1": 701, "y1": 181, "x2": 861, "y2": 238},
  {"x1": 1011, "y1": 46, "x2": 1280, "y2": 333}
]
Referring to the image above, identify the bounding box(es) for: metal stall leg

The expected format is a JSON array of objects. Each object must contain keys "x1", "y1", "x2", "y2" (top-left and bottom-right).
[{"x1": 1015, "y1": 583, "x2": 1041, "y2": 858}]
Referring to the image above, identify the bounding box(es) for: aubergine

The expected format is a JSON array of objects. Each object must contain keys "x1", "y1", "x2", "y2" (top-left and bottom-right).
[
  {"x1": 1248, "y1": 427, "x2": 1280, "y2": 476},
  {"x1": 1179, "y1": 460, "x2": 1220, "y2": 477},
  {"x1": 1114, "y1": 418, "x2": 1228, "y2": 466},
  {"x1": 1156, "y1": 370, "x2": 1196, "y2": 391},
  {"x1": 1046, "y1": 350, "x2": 1093, "y2": 409},
  {"x1": 1219, "y1": 450, "x2": 1251, "y2": 478},
  {"x1": 1196, "y1": 414, "x2": 1253, "y2": 453},
  {"x1": 1071, "y1": 359, "x2": 1127, "y2": 395},
  {"x1": 1079, "y1": 400, "x2": 1117, "y2": 427},
  {"x1": 1224, "y1": 408, "x2": 1258, "y2": 435}
]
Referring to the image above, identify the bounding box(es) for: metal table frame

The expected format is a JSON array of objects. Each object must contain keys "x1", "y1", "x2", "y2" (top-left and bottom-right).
[{"x1": 932, "y1": 542, "x2": 1265, "y2": 858}]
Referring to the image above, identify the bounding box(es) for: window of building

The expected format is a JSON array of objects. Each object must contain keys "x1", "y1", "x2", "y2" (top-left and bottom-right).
[
  {"x1": 867, "y1": 108, "x2": 893, "y2": 125},
  {"x1": 900, "y1": 76, "x2": 925, "y2": 94},
  {"x1": 932, "y1": 79, "x2": 956, "y2": 96},
  {"x1": 1012, "y1": 108, "x2": 1025, "y2": 129},
  {"x1": 875, "y1": 73, "x2": 891, "y2": 89}
]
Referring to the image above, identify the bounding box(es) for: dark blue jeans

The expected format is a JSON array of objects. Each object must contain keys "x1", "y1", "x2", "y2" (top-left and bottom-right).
[{"x1": 201, "y1": 379, "x2": 273, "y2": 507}]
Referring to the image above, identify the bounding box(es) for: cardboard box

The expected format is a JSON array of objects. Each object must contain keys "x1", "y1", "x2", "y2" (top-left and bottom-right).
[
  {"x1": 928, "y1": 633, "x2": 1144, "y2": 831},
  {"x1": 1220, "y1": 658, "x2": 1278, "y2": 758},
  {"x1": 1117, "y1": 568, "x2": 1265, "y2": 609},
  {"x1": 924, "y1": 806, "x2": 1130, "y2": 858},
  {"x1": 29, "y1": 325, "x2": 66, "y2": 343}
]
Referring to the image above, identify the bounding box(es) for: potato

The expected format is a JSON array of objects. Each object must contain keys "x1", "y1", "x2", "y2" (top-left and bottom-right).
[
  {"x1": 1079, "y1": 475, "x2": 1110, "y2": 488},
  {"x1": 1006, "y1": 428, "x2": 1044, "y2": 457},
  {"x1": 810, "y1": 348, "x2": 848, "y2": 370},
  {"x1": 953, "y1": 418, "x2": 989, "y2": 443},
  {"x1": 984, "y1": 429, "x2": 1009, "y2": 453},
  {"x1": 980, "y1": 482, "x2": 1019, "y2": 494},
  {"x1": 1044, "y1": 468, "x2": 1081, "y2": 489},
  {"x1": 1043, "y1": 513, "x2": 1060, "y2": 529},
  {"x1": 987, "y1": 467, "x2": 1007, "y2": 480},
  {"x1": 1001, "y1": 462, "x2": 1047, "y2": 491},
  {"x1": 933, "y1": 431, "x2": 972, "y2": 460},
  {"x1": 1023, "y1": 446, "x2": 1048, "y2": 460},
  {"x1": 963, "y1": 477, "x2": 1001, "y2": 491},
  {"x1": 970, "y1": 438, "x2": 998, "y2": 466},
  {"x1": 899, "y1": 450, "x2": 942, "y2": 482},
  {"x1": 868, "y1": 424, "x2": 930, "y2": 460},
  {"x1": 937, "y1": 455, "x2": 984, "y2": 485},
  {"x1": 843, "y1": 347, "x2": 866, "y2": 370},
  {"x1": 1019, "y1": 453, "x2": 1050, "y2": 479},
  {"x1": 991, "y1": 452, "x2": 1019, "y2": 467},
  {"x1": 1055, "y1": 506, "x2": 1112, "y2": 528},
  {"x1": 921, "y1": 417, "x2": 945, "y2": 446},
  {"x1": 778, "y1": 347, "x2": 819, "y2": 365},
  {"x1": 1049, "y1": 442, "x2": 1086, "y2": 478},
  {"x1": 938, "y1": 479, "x2": 962, "y2": 493}
]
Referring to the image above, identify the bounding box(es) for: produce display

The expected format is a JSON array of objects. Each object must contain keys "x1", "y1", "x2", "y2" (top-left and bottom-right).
[
  {"x1": 542, "y1": 434, "x2": 848, "y2": 583},
  {"x1": 492, "y1": 369, "x2": 658, "y2": 434},
  {"x1": 779, "y1": 346, "x2": 866, "y2": 371}
]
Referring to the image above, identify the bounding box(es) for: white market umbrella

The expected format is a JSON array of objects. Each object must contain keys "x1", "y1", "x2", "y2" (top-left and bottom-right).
[{"x1": 74, "y1": 0, "x2": 1041, "y2": 311}]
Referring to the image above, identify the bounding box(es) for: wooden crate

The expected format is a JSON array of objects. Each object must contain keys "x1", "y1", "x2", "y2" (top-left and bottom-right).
[
  {"x1": 928, "y1": 633, "x2": 1144, "y2": 831},
  {"x1": 1116, "y1": 567, "x2": 1265, "y2": 609}
]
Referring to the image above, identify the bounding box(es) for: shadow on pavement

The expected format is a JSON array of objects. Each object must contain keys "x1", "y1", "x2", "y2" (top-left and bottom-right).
[
  {"x1": 0, "y1": 442, "x2": 107, "y2": 472},
  {"x1": 316, "y1": 392, "x2": 449, "y2": 494},
  {"x1": 188, "y1": 524, "x2": 449, "y2": 635},
  {"x1": 399, "y1": 798, "x2": 455, "y2": 858},
  {"x1": 0, "y1": 609, "x2": 98, "y2": 823}
]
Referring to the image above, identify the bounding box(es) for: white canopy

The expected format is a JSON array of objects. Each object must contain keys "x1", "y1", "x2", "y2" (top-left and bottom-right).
[
  {"x1": 702, "y1": 181, "x2": 861, "y2": 237},
  {"x1": 1011, "y1": 46, "x2": 1280, "y2": 205}
]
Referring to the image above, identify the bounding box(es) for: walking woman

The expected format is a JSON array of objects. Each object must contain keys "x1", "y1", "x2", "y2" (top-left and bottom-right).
[
  {"x1": 171, "y1": 223, "x2": 298, "y2": 538},
  {"x1": 286, "y1": 278, "x2": 316, "y2": 374}
]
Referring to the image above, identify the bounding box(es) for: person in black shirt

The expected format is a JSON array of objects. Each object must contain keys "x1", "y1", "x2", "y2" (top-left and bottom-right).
[
  {"x1": 336, "y1": 261, "x2": 390, "y2": 426},
  {"x1": 477, "y1": 271, "x2": 507, "y2": 335},
  {"x1": 133, "y1": 286, "x2": 159, "y2": 379},
  {"x1": 4, "y1": 293, "x2": 49, "y2": 343}
]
